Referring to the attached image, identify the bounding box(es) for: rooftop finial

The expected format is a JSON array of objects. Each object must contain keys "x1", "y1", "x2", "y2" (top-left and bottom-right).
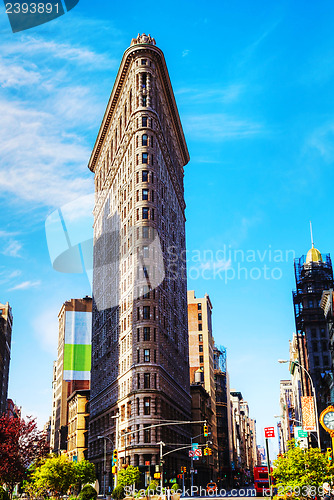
[
  {"x1": 310, "y1": 221, "x2": 314, "y2": 248},
  {"x1": 131, "y1": 33, "x2": 156, "y2": 46}
]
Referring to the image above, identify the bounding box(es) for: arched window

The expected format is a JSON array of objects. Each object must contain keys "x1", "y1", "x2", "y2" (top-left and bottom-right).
[{"x1": 142, "y1": 134, "x2": 148, "y2": 146}]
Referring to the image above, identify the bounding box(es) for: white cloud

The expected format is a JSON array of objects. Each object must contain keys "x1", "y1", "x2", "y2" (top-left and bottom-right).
[
  {"x1": 9, "y1": 280, "x2": 41, "y2": 291},
  {"x1": 307, "y1": 122, "x2": 334, "y2": 162},
  {"x1": 182, "y1": 49, "x2": 190, "y2": 57},
  {"x1": 0, "y1": 57, "x2": 41, "y2": 88},
  {"x1": 2, "y1": 240, "x2": 22, "y2": 257}
]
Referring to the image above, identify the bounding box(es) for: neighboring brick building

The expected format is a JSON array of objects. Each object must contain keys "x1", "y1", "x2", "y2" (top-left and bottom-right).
[
  {"x1": 0, "y1": 302, "x2": 12, "y2": 415},
  {"x1": 88, "y1": 34, "x2": 191, "y2": 487},
  {"x1": 187, "y1": 291, "x2": 218, "y2": 475},
  {"x1": 51, "y1": 296, "x2": 92, "y2": 454}
]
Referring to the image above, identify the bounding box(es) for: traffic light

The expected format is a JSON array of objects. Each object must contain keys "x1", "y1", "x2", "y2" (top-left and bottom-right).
[
  {"x1": 208, "y1": 448, "x2": 212, "y2": 455},
  {"x1": 327, "y1": 448, "x2": 333, "y2": 464},
  {"x1": 112, "y1": 465, "x2": 117, "y2": 474},
  {"x1": 113, "y1": 449, "x2": 118, "y2": 463},
  {"x1": 181, "y1": 467, "x2": 184, "y2": 473},
  {"x1": 203, "y1": 425, "x2": 208, "y2": 437},
  {"x1": 204, "y1": 448, "x2": 208, "y2": 456}
]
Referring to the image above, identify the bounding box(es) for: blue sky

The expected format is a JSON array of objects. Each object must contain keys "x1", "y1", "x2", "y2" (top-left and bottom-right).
[{"x1": 2, "y1": 0, "x2": 334, "y2": 457}]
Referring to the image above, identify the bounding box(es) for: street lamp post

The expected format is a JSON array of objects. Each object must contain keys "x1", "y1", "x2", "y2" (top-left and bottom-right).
[
  {"x1": 158, "y1": 441, "x2": 165, "y2": 494},
  {"x1": 278, "y1": 359, "x2": 321, "y2": 448},
  {"x1": 97, "y1": 413, "x2": 119, "y2": 496}
]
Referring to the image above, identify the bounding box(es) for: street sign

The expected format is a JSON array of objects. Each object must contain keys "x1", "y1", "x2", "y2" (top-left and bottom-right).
[
  {"x1": 155, "y1": 465, "x2": 160, "y2": 472},
  {"x1": 264, "y1": 427, "x2": 275, "y2": 438},
  {"x1": 299, "y1": 437, "x2": 308, "y2": 449},
  {"x1": 192, "y1": 443, "x2": 199, "y2": 450},
  {"x1": 190, "y1": 469, "x2": 195, "y2": 473},
  {"x1": 193, "y1": 456, "x2": 199, "y2": 460},
  {"x1": 145, "y1": 461, "x2": 150, "y2": 466},
  {"x1": 154, "y1": 473, "x2": 161, "y2": 479},
  {"x1": 194, "y1": 449, "x2": 202, "y2": 457},
  {"x1": 298, "y1": 429, "x2": 308, "y2": 438},
  {"x1": 189, "y1": 450, "x2": 195, "y2": 457}
]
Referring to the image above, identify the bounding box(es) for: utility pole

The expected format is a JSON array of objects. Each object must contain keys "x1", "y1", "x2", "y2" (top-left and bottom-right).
[
  {"x1": 265, "y1": 438, "x2": 272, "y2": 500},
  {"x1": 158, "y1": 441, "x2": 165, "y2": 494}
]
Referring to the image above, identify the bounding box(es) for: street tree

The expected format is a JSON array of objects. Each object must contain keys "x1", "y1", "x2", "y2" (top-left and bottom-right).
[
  {"x1": 73, "y1": 459, "x2": 96, "y2": 491},
  {"x1": 0, "y1": 414, "x2": 48, "y2": 497},
  {"x1": 273, "y1": 439, "x2": 334, "y2": 496},
  {"x1": 117, "y1": 465, "x2": 140, "y2": 488},
  {"x1": 28, "y1": 455, "x2": 76, "y2": 497}
]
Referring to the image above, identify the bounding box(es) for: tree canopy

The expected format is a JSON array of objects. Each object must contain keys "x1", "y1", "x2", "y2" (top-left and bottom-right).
[
  {"x1": 0, "y1": 414, "x2": 48, "y2": 496},
  {"x1": 273, "y1": 439, "x2": 334, "y2": 496}
]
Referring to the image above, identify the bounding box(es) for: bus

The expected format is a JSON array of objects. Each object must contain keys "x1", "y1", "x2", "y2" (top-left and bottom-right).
[{"x1": 253, "y1": 466, "x2": 273, "y2": 496}]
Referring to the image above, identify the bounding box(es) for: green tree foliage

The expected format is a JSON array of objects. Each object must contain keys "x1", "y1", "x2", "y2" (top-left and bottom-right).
[
  {"x1": 171, "y1": 483, "x2": 180, "y2": 492},
  {"x1": 78, "y1": 484, "x2": 98, "y2": 500},
  {"x1": 112, "y1": 485, "x2": 125, "y2": 499},
  {"x1": 74, "y1": 460, "x2": 96, "y2": 489},
  {"x1": 0, "y1": 488, "x2": 10, "y2": 500},
  {"x1": 29, "y1": 455, "x2": 76, "y2": 497},
  {"x1": 117, "y1": 466, "x2": 140, "y2": 488},
  {"x1": 272, "y1": 439, "x2": 334, "y2": 495},
  {"x1": 23, "y1": 455, "x2": 96, "y2": 498}
]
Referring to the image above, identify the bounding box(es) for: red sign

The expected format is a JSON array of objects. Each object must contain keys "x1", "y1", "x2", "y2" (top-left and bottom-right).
[
  {"x1": 145, "y1": 461, "x2": 150, "y2": 466},
  {"x1": 264, "y1": 427, "x2": 275, "y2": 438}
]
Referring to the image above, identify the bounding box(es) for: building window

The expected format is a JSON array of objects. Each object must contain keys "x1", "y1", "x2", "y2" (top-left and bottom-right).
[
  {"x1": 198, "y1": 313, "x2": 202, "y2": 320},
  {"x1": 143, "y1": 306, "x2": 150, "y2": 319},
  {"x1": 198, "y1": 324, "x2": 202, "y2": 331},
  {"x1": 142, "y1": 170, "x2": 148, "y2": 182},
  {"x1": 311, "y1": 328, "x2": 317, "y2": 338},
  {"x1": 142, "y1": 152, "x2": 148, "y2": 164},
  {"x1": 142, "y1": 96, "x2": 147, "y2": 107},
  {"x1": 198, "y1": 334, "x2": 203, "y2": 342},
  {"x1": 154, "y1": 350, "x2": 156, "y2": 363},
  {"x1": 137, "y1": 374, "x2": 140, "y2": 389},
  {"x1": 197, "y1": 303, "x2": 202, "y2": 310},
  {"x1": 324, "y1": 355, "x2": 329, "y2": 366},
  {"x1": 199, "y1": 345, "x2": 203, "y2": 353},
  {"x1": 314, "y1": 356, "x2": 320, "y2": 367},
  {"x1": 312, "y1": 341, "x2": 318, "y2": 352},
  {"x1": 144, "y1": 373, "x2": 150, "y2": 389},
  {"x1": 143, "y1": 246, "x2": 149, "y2": 258},
  {"x1": 142, "y1": 189, "x2": 148, "y2": 200},
  {"x1": 142, "y1": 134, "x2": 148, "y2": 146},
  {"x1": 143, "y1": 227, "x2": 149, "y2": 238},
  {"x1": 144, "y1": 327, "x2": 150, "y2": 341},
  {"x1": 308, "y1": 300, "x2": 314, "y2": 308},
  {"x1": 151, "y1": 208, "x2": 155, "y2": 221},
  {"x1": 320, "y1": 328, "x2": 326, "y2": 338},
  {"x1": 136, "y1": 398, "x2": 140, "y2": 416},
  {"x1": 141, "y1": 59, "x2": 147, "y2": 65},
  {"x1": 151, "y1": 190, "x2": 154, "y2": 202},
  {"x1": 137, "y1": 349, "x2": 140, "y2": 363},
  {"x1": 144, "y1": 397, "x2": 151, "y2": 415},
  {"x1": 137, "y1": 328, "x2": 140, "y2": 342},
  {"x1": 144, "y1": 349, "x2": 150, "y2": 362},
  {"x1": 199, "y1": 355, "x2": 204, "y2": 364},
  {"x1": 142, "y1": 116, "x2": 148, "y2": 127},
  {"x1": 142, "y1": 207, "x2": 149, "y2": 219},
  {"x1": 144, "y1": 425, "x2": 151, "y2": 443},
  {"x1": 322, "y1": 340, "x2": 328, "y2": 351}
]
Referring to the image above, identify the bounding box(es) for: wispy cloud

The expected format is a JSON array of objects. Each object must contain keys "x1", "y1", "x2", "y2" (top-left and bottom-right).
[
  {"x1": 2, "y1": 240, "x2": 22, "y2": 257},
  {"x1": 9, "y1": 280, "x2": 41, "y2": 291},
  {"x1": 307, "y1": 122, "x2": 334, "y2": 162},
  {"x1": 182, "y1": 49, "x2": 190, "y2": 57},
  {"x1": 184, "y1": 113, "x2": 263, "y2": 140}
]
